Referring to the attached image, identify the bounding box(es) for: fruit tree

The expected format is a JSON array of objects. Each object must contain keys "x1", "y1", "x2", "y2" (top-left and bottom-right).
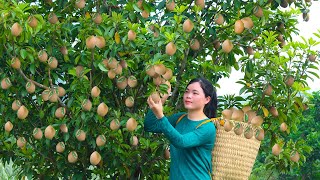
[{"x1": 0, "y1": 0, "x2": 319, "y2": 179}]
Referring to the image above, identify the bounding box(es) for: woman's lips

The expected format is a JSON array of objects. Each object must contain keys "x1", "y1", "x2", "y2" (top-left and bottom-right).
[{"x1": 184, "y1": 100, "x2": 192, "y2": 104}]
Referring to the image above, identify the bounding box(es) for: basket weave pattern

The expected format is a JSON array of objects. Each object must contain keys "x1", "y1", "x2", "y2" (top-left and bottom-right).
[{"x1": 211, "y1": 120, "x2": 261, "y2": 180}]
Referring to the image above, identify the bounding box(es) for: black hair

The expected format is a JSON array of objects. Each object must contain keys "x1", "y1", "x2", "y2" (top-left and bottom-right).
[{"x1": 187, "y1": 77, "x2": 218, "y2": 118}]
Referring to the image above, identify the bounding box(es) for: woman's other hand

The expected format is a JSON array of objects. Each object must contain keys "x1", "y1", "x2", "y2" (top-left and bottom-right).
[{"x1": 147, "y1": 96, "x2": 164, "y2": 119}]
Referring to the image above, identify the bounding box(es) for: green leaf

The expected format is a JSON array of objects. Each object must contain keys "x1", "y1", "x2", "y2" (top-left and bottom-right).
[{"x1": 20, "y1": 49, "x2": 27, "y2": 59}]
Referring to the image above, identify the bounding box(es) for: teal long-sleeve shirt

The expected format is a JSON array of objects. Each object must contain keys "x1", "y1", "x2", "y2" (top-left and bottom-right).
[{"x1": 144, "y1": 110, "x2": 216, "y2": 180}]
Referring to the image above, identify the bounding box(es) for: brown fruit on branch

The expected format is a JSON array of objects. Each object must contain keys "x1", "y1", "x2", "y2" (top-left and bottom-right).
[
  {"x1": 234, "y1": 20, "x2": 244, "y2": 34},
  {"x1": 244, "y1": 127, "x2": 253, "y2": 139},
  {"x1": 213, "y1": 40, "x2": 220, "y2": 50},
  {"x1": 82, "y1": 99, "x2": 92, "y2": 111},
  {"x1": 48, "y1": 57, "x2": 58, "y2": 69},
  {"x1": 17, "y1": 137, "x2": 26, "y2": 148},
  {"x1": 58, "y1": 86, "x2": 66, "y2": 97},
  {"x1": 251, "y1": 116, "x2": 263, "y2": 126},
  {"x1": 86, "y1": 36, "x2": 96, "y2": 49},
  {"x1": 255, "y1": 128, "x2": 264, "y2": 141},
  {"x1": 114, "y1": 64, "x2": 123, "y2": 75},
  {"x1": 1, "y1": 77, "x2": 12, "y2": 90},
  {"x1": 68, "y1": 151, "x2": 78, "y2": 163},
  {"x1": 269, "y1": 106, "x2": 278, "y2": 117},
  {"x1": 120, "y1": 60, "x2": 128, "y2": 69},
  {"x1": 153, "y1": 76, "x2": 163, "y2": 86},
  {"x1": 241, "y1": 17, "x2": 254, "y2": 29},
  {"x1": 234, "y1": 124, "x2": 243, "y2": 135},
  {"x1": 60, "y1": 124, "x2": 68, "y2": 133},
  {"x1": 136, "y1": 0, "x2": 143, "y2": 9},
  {"x1": 214, "y1": 14, "x2": 224, "y2": 25},
  {"x1": 108, "y1": 70, "x2": 116, "y2": 79},
  {"x1": 154, "y1": 64, "x2": 167, "y2": 75},
  {"x1": 33, "y1": 128, "x2": 43, "y2": 140},
  {"x1": 146, "y1": 65, "x2": 156, "y2": 77},
  {"x1": 116, "y1": 76, "x2": 128, "y2": 90},
  {"x1": 308, "y1": 54, "x2": 316, "y2": 62},
  {"x1": 110, "y1": 119, "x2": 121, "y2": 130},
  {"x1": 17, "y1": 105, "x2": 29, "y2": 120},
  {"x1": 246, "y1": 46, "x2": 254, "y2": 55},
  {"x1": 280, "y1": 122, "x2": 287, "y2": 132},
  {"x1": 75, "y1": 0, "x2": 86, "y2": 9},
  {"x1": 272, "y1": 143, "x2": 281, "y2": 156},
  {"x1": 45, "y1": 125, "x2": 56, "y2": 140},
  {"x1": 5, "y1": 121, "x2": 13, "y2": 132},
  {"x1": 41, "y1": 89, "x2": 50, "y2": 101},
  {"x1": 195, "y1": 0, "x2": 205, "y2": 9},
  {"x1": 231, "y1": 109, "x2": 244, "y2": 121},
  {"x1": 253, "y1": 6, "x2": 263, "y2": 18},
  {"x1": 290, "y1": 151, "x2": 300, "y2": 162},
  {"x1": 223, "y1": 120, "x2": 233, "y2": 132},
  {"x1": 56, "y1": 142, "x2": 65, "y2": 153},
  {"x1": 12, "y1": 100, "x2": 22, "y2": 111},
  {"x1": 96, "y1": 135, "x2": 106, "y2": 147},
  {"x1": 242, "y1": 105, "x2": 251, "y2": 113},
  {"x1": 49, "y1": 88, "x2": 59, "y2": 103},
  {"x1": 222, "y1": 109, "x2": 233, "y2": 120},
  {"x1": 92, "y1": 13, "x2": 102, "y2": 24},
  {"x1": 96, "y1": 36, "x2": 106, "y2": 49},
  {"x1": 150, "y1": 91, "x2": 161, "y2": 103},
  {"x1": 285, "y1": 76, "x2": 294, "y2": 86},
  {"x1": 90, "y1": 151, "x2": 101, "y2": 166},
  {"x1": 91, "y1": 86, "x2": 101, "y2": 98},
  {"x1": 263, "y1": 84, "x2": 273, "y2": 96},
  {"x1": 166, "y1": 42, "x2": 177, "y2": 56},
  {"x1": 60, "y1": 46, "x2": 68, "y2": 55},
  {"x1": 125, "y1": 96, "x2": 135, "y2": 108},
  {"x1": 162, "y1": 68, "x2": 173, "y2": 80},
  {"x1": 128, "y1": 30, "x2": 136, "y2": 41},
  {"x1": 245, "y1": 110, "x2": 257, "y2": 123},
  {"x1": 28, "y1": 16, "x2": 38, "y2": 28},
  {"x1": 97, "y1": 102, "x2": 108, "y2": 117},
  {"x1": 141, "y1": 10, "x2": 149, "y2": 18},
  {"x1": 164, "y1": 148, "x2": 170, "y2": 159},
  {"x1": 183, "y1": 19, "x2": 194, "y2": 33},
  {"x1": 126, "y1": 118, "x2": 138, "y2": 132},
  {"x1": 76, "y1": 129, "x2": 86, "y2": 141},
  {"x1": 222, "y1": 39, "x2": 233, "y2": 53},
  {"x1": 55, "y1": 107, "x2": 66, "y2": 119},
  {"x1": 128, "y1": 75, "x2": 138, "y2": 88},
  {"x1": 190, "y1": 39, "x2": 200, "y2": 51},
  {"x1": 107, "y1": 58, "x2": 118, "y2": 69},
  {"x1": 38, "y1": 50, "x2": 48, "y2": 62},
  {"x1": 131, "y1": 136, "x2": 139, "y2": 146},
  {"x1": 11, "y1": 22, "x2": 22, "y2": 37},
  {"x1": 166, "y1": 0, "x2": 175, "y2": 11},
  {"x1": 26, "y1": 81, "x2": 36, "y2": 94},
  {"x1": 11, "y1": 57, "x2": 21, "y2": 69},
  {"x1": 48, "y1": 12, "x2": 58, "y2": 24},
  {"x1": 75, "y1": 66, "x2": 84, "y2": 78}
]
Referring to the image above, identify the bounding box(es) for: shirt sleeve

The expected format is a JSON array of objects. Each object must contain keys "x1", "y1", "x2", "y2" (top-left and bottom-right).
[
  {"x1": 159, "y1": 116, "x2": 216, "y2": 149},
  {"x1": 144, "y1": 110, "x2": 185, "y2": 133}
]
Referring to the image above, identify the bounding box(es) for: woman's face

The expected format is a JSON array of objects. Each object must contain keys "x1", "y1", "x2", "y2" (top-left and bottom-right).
[{"x1": 183, "y1": 82, "x2": 210, "y2": 111}]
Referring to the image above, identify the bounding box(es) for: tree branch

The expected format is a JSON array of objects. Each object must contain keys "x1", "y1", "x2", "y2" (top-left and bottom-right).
[{"x1": 18, "y1": 68, "x2": 49, "y2": 89}]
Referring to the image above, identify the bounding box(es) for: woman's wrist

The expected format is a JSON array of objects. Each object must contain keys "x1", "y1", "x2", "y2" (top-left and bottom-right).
[{"x1": 156, "y1": 113, "x2": 164, "y2": 119}]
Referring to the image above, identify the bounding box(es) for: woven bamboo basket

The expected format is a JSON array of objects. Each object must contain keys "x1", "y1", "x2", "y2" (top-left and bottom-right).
[{"x1": 211, "y1": 119, "x2": 262, "y2": 180}]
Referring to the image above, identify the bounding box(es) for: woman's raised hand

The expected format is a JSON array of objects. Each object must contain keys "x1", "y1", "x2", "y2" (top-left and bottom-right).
[{"x1": 147, "y1": 96, "x2": 164, "y2": 119}]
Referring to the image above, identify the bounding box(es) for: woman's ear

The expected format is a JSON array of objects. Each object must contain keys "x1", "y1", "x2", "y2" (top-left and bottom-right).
[{"x1": 205, "y1": 96, "x2": 211, "y2": 105}]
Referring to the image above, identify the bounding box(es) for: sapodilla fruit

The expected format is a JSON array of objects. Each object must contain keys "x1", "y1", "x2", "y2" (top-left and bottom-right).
[
  {"x1": 33, "y1": 128, "x2": 43, "y2": 140},
  {"x1": 75, "y1": 0, "x2": 86, "y2": 9},
  {"x1": 222, "y1": 39, "x2": 233, "y2": 53},
  {"x1": 146, "y1": 65, "x2": 156, "y2": 77},
  {"x1": 251, "y1": 116, "x2": 263, "y2": 126},
  {"x1": 108, "y1": 70, "x2": 116, "y2": 79},
  {"x1": 150, "y1": 91, "x2": 161, "y2": 103},
  {"x1": 190, "y1": 39, "x2": 200, "y2": 51},
  {"x1": 231, "y1": 109, "x2": 244, "y2": 121},
  {"x1": 17, "y1": 105, "x2": 29, "y2": 120},
  {"x1": 82, "y1": 99, "x2": 92, "y2": 111},
  {"x1": 126, "y1": 117, "x2": 138, "y2": 132},
  {"x1": 154, "y1": 64, "x2": 166, "y2": 75},
  {"x1": 164, "y1": 148, "x2": 170, "y2": 160},
  {"x1": 234, "y1": 20, "x2": 244, "y2": 34},
  {"x1": 125, "y1": 96, "x2": 135, "y2": 108},
  {"x1": 96, "y1": 135, "x2": 106, "y2": 147},
  {"x1": 242, "y1": 105, "x2": 251, "y2": 113},
  {"x1": 241, "y1": 17, "x2": 254, "y2": 29},
  {"x1": 12, "y1": 100, "x2": 22, "y2": 111},
  {"x1": 11, "y1": 22, "x2": 22, "y2": 37},
  {"x1": 97, "y1": 102, "x2": 108, "y2": 117},
  {"x1": 255, "y1": 128, "x2": 264, "y2": 141},
  {"x1": 153, "y1": 76, "x2": 162, "y2": 86},
  {"x1": 245, "y1": 110, "x2": 257, "y2": 123},
  {"x1": 290, "y1": 151, "x2": 300, "y2": 162},
  {"x1": 60, "y1": 124, "x2": 68, "y2": 133},
  {"x1": 280, "y1": 122, "x2": 287, "y2": 132},
  {"x1": 131, "y1": 136, "x2": 139, "y2": 146},
  {"x1": 285, "y1": 76, "x2": 294, "y2": 86},
  {"x1": 166, "y1": 42, "x2": 177, "y2": 56},
  {"x1": 223, "y1": 120, "x2": 233, "y2": 132},
  {"x1": 183, "y1": 19, "x2": 194, "y2": 33},
  {"x1": 107, "y1": 58, "x2": 118, "y2": 69},
  {"x1": 45, "y1": 125, "x2": 56, "y2": 140},
  {"x1": 17, "y1": 137, "x2": 26, "y2": 148},
  {"x1": 128, "y1": 75, "x2": 138, "y2": 88},
  {"x1": 195, "y1": 0, "x2": 205, "y2": 9},
  {"x1": 110, "y1": 119, "x2": 121, "y2": 130},
  {"x1": 128, "y1": 30, "x2": 136, "y2": 41},
  {"x1": 136, "y1": 0, "x2": 143, "y2": 9},
  {"x1": 1, "y1": 77, "x2": 12, "y2": 90},
  {"x1": 269, "y1": 106, "x2": 278, "y2": 117},
  {"x1": 272, "y1": 143, "x2": 281, "y2": 156},
  {"x1": 166, "y1": 0, "x2": 175, "y2": 11},
  {"x1": 86, "y1": 35, "x2": 96, "y2": 49},
  {"x1": 55, "y1": 107, "x2": 66, "y2": 119},
  {"x1": 91, "y1": 86, "x2": 101, "y2": 98},
  {"x1": 263, "y1": 84, "x2": 273, "y2": 96},
  {"x1": 49, "y1": 89, "x2": 59, "y2": 103},
  {"x1": 48, "y1": 57, "x2": 58, "y2": 69},
  {"x1": 116, "y1": 76, "x2": 128, "y2": 90},
  {"x1": 48, "y1": 12, "x2": 58, "y2": 24},
  {"x1": 41, "y1": 89, "x2": 50, "y2": 101},
  {"x1": 308, "y1": 55, "x2": 316, "y2": 62},
  {"x1": 68, "y1": 151, "x2": 78, "y2": 163},
  {"x1": 96, "y1": 36, "x2": 106, "y2": 49},
  {"x1": 120, "y1": 60, "x2": 128, "y2": 69},
  {"x1": 92, "y1": 13, "x2": 102, "y2": 24},
  {"x1": 213, "y1": 40, "x2": 220, "y2": 50},
  {"x1": 90, "y1": 151, "x2": 101, "y2": 166},
  {"x1": 253, "y1": 6, "x2": 263, "y2": 18},
  {"x1": 11, "y1": 57, "x2": 21, "y2": 69},
  {"x1": 214, "y1": 14, "x2": 224, "y2": 25},
  {"x1": 141, "y1": 10, "x2": 149, "y2": 18},
  {"x1": 28, "y1": 16, "x2": 38, "y2": 28},
  {"x1": 5, "y1": 121, "x2": 13, "y2": 132},
  {"x1": 26, "y1": 81, "x2": 36, "y2": 94},
  {"x1": 244, "y1": 127, "x2": 253, "y2": 139},
  {"x1": 162, "y1": 68, "x2": 173, "y2": 80},
  {"x1": 246, "y1": 46, "x2": 254, "y2": 55},
  {"x1": 56, "y1": 142, "x2": 65, "y2": 153},
  {"x1": 222, "y1": 109, "x2": 233, "y2": 120},
  {"x1": 38, "y1": 50, "x2": 48, "y2": 62},
  {"x1": 60, "y1": 46, "x2": 68, "y2": 55},
  {"x1": 234, "y1": 124, "x2": 243, "y2": 135},
  {"x1": 76, "y1": 129, "x2": 86, "y2": 141},
  {"x1": 58, "y1": 86, "x2": 66, "y2": 97}
]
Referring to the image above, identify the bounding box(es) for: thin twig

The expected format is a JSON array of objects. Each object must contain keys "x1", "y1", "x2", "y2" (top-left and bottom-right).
[{"x1": 18, "y1": 69, "x2": 49, "y2": 89}]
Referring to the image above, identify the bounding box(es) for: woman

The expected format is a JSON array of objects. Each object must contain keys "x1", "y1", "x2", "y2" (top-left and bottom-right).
[{"x1": 144, "y1": 77, "x2": 218, "y2": 179}]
